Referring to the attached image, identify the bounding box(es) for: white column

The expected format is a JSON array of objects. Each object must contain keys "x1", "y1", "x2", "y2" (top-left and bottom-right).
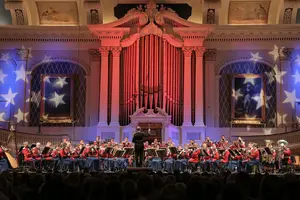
[
  {"x1": 98, "y1": 47, "x2": 110, "y2": 126},
  {"x1": 215, "y1": 75, "x2": 221, "y2": 127},
  {"x1": 194, "y1": 47, "x2": 205, "y2": 126},
  {"x1": 110, "y1": 47, "x2": 121, "y2": 126},
  {"x1": 88, "y1": 49, "x2": 100, "y2": 126},
  {"x1": 182, "y1": 47, "x2": 193, "y2": 126},
  {"x1": 204, "y1": 49, "x2": 217, "y2": 127}
]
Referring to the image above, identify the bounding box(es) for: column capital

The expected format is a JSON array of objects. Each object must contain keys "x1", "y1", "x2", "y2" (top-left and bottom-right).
[
  {"x1": 15, "y1": 48, "x2": 30, "y2": 61},
  {"x1": 194, "y1": 47, "x2": 206, "y2": 57},
  {"x1": 99, "y1": 47, "x2": 110, "y2": 57},
  {"x1": 182, "y1": 47, "x2": 194, "y2": 57},
  {"x1": 204, "y1": 49, "x2": 217, "y2": 61},
  {"x1": 89, "y1": 49, "x2": 100, "y2": 60},
  {"x1": 280, "y1": 48, "x2": 293, "y2": 61},
  {"x1": 111, "y1": 47, "x2": 122, "y2": 57}
]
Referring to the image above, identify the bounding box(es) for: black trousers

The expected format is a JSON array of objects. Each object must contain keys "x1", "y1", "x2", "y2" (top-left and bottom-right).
[{"x1": 134, "y1": 148, "x2": 144, "y2": 167}]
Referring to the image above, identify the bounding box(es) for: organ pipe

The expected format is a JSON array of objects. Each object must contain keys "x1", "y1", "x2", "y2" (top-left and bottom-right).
[{"x1": 119, "y1": 35, "x2": 183, "y2": 126}]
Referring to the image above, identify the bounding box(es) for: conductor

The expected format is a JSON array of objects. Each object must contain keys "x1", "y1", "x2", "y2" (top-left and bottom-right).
[{"x1": 132, "y1": 126, "x2": 149, "y2": 167}]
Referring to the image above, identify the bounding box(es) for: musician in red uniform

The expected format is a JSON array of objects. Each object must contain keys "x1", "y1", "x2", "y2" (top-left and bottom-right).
[
  {"x1": 200, "y1": 143, "x2": 211, "y2": 171},
  {"x1": 210, "y1": 144, "x2": 220, "y2": 171},
  {"x1": 175, "y1": 145, "x2": 190, "y2": 172},
  {"x1": 59, "y1": 144, "x2": 74, "y2": 171},
  {"x1": 245, "y1": 143, "x2": 260, "y2": 172},
  {"x1": 220, "y1": 148, "x2": 230, "y2": 169},
  {"x1": 281, "y1": 142, "x2": 292, "y2": 170},
  {"x1": 85, "y1": 143, "x2": 100, "y2": 171},
  {"x1": 164, "y1": 145, "x2": 177, "y2": 173},
  {"x1": 188, "y1": 147, "x2": 201, "y2": 172},
  {"x1": 204, "y1": 137, "x2": 213, "y2": 147},
  {"x1": 22, "y1": 141, "x2": 35, "y2": 162},
  {"x1": 0, "y1": 144, "x2": 9, "y2": 172},
  {"x1": 42, "y1": 142, "x2": 54, "y2": 170},
  {"x1": 122, "y1": 137, "x2": 132, "y2": 147}
]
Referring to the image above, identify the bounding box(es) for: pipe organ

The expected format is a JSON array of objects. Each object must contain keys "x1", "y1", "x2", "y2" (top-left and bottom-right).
[{"x1": 120, "y1": 35, "x2": 184, "y2": 126}]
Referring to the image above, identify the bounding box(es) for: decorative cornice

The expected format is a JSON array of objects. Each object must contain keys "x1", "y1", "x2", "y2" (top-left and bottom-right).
[
  {"x1": 0, "y1": 26, "x2": 99, "y2": 42},
  {"x1": 206, "y1": 25, "x2": 300, "y2": 42}
]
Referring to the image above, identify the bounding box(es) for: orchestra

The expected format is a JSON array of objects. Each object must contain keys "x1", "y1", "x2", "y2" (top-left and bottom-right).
[{"x1": 0, "y1": 136, "x2": 296, "y2": 174}]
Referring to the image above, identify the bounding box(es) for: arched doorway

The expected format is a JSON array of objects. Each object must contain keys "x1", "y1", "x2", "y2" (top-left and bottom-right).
[
  {"x1": 30, "y1": 61, "x2": 86, "y2": 126},
  {"x1": 218, "y1": 61, "x2": 276, "y2": 127}
]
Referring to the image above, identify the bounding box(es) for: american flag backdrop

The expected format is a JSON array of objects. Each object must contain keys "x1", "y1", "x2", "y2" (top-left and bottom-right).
[{"x1": 41, "y1": 76, "x2": 73, "y2": 120}]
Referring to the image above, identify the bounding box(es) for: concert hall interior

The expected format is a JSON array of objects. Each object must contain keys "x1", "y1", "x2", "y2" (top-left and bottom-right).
[{"x1": 1, "y1": 0, "x2": 300, "y2": 175}]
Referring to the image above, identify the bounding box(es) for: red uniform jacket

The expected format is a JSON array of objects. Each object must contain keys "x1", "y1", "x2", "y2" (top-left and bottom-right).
[
  {"x1": 250, "y1": 149, "x2": 260, "y2": 160},
  {"x1": 188, "y1": 149, "x2": 200, "y2": 163},
  {"x1": 60, "y1": 148, "x2": 70, "y2": 158},
  {"x1": 211, "y1": 150, "x2": 219, "y2": 162},
  {"x1": 221, "y1": 150, "x2": 230, "y2": 163},
  {"x1": 283, "y1": 148, "x2": 292, "y2": 164},
  {"x1": 0, "y1": 148, "x2": 4, "y2": 159},
  {"x1": 51, "y1": 149, "x2": 59, "y2": 158},
  {"x1": 32, "y1": 147, "x2": 42, "y2": 160},
  {"x1": 22, "y1": 147, "x2": 33, "y2": 161}
]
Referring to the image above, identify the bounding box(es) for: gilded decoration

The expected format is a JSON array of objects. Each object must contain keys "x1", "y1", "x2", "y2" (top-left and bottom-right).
[{"x1": 228, "y1": 1, "x2": 270, "y2": 25}]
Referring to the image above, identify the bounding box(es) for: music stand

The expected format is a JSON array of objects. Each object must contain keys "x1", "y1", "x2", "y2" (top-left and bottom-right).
[
  {"x1": 104, "y1": 147, "x2": 113, "y2": 154},
  {"x1": 169, "y1": 147, "x2": 177, "y2": 154},
  {"x1": 156, "y1": 149, "x2": 167, "y2": 160},
  {"x1": 146, "y1": 148, "x2": 157, "y2": 157},
  {"x1": 218, "y1": 149, "x2": 225, "y2": 155},
  {"x1": 79, "y1": 147, "x2": 85, "y2": 155},
  {"x1": 113, "y1": 149, "x2": 126, "y2": 157},
  {"x1": 42, "y1": 147, "x2": 50, "y2": 155},
  {"x1": 30, "y1": 144, "x2": 36, "y2": 149},
  {"x1": 124, "y1": 148, "x2": 134, "y2": 157},
  {"x1": 228, "y1": 149, "x2": 236, "y2": 157}
]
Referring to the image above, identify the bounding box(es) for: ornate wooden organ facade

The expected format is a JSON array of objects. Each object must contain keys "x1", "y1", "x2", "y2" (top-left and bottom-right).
[{"x1": 89, "y1": 1, "x2": 213, "y2": 136}]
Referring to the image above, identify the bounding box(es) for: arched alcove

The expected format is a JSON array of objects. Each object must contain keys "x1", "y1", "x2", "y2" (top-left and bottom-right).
[
  {"x1": 29, "y1": 61, "x2": 86, "y2": 127},
  {"x1": 219, "y1": 61, "x2": 276, "y2": 127}
]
